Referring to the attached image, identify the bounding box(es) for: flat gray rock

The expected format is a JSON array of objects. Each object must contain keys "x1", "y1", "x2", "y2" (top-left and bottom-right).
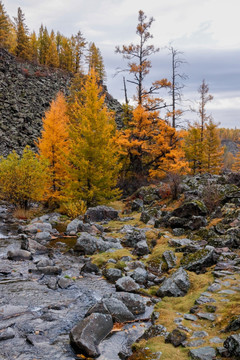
[
  {"x1": 184, "y1": 314, "x2": 198, "y2": 321},
  {"x1": 189, "y1": 346, "x2": 216, "y2": 360},
  {"x1": 196, "y1": 312, "x2": 216, "y2": 321}
]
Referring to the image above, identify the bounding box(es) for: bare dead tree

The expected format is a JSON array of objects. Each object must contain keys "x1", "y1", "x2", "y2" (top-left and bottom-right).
[{"x1": 168, "y1": 46, "x2": 188, "y2": 128}]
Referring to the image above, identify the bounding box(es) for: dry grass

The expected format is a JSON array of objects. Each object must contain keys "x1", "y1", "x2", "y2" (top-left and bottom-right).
[
  {"x1": 12, "y1": 207, "x2": 43, "y2": 220},
  {"x1": 130, "y1": 337, "x2": 188, "y2": 360},
  {"x1": 155, "y1": 271, "x2": 212, "y2": 331},
  {"x1": 206, "y1": 217, "x2": 223, "y2": 229}
]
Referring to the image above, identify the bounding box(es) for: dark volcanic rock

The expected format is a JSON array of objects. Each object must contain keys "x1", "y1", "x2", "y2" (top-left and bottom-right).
[
  {"x1": 69, "y1": 313, "x2": 113, "y2": 358},
  {"x1": 172, "y1": 200, "x2": 207, "y2": 218},
  {"x1": 103, "y1": 268, "x2": 122, "y2": 282},
  {"x1": 225, "y1": 316, "x2": 240, "y2": 332},
  {"x1": 181, "y1": 247, "x2": 216, "y2": 272},
  {"x1": 84, "y1": 206, "x2": 119, "y2": 222},
  {"x1": 165, "y1": 329, "x2": 187, "y2": 347},
  {"x1": 224, "y1": 334, "x2": 240, "y2": 357}
]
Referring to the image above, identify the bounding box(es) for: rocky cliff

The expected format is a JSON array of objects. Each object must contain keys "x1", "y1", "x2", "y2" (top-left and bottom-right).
[{"x1": 0, "y1": 48, "x2": 123, "y2": 156}]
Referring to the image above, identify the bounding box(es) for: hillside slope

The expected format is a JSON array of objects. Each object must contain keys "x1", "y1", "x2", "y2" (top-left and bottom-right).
[{"x1": 0, "y1": 48, "x2": 122, "y2": 156}]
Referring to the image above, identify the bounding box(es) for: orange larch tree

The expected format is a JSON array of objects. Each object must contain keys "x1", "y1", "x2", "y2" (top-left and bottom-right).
[
  {"x1": 116, "y1": 104, "x2": 189, "y2": 190},
  {"x1": 37, "y1": 92, "x2": 70, "y2": 206}
]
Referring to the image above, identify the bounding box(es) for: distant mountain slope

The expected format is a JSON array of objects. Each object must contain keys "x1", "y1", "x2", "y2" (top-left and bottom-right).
[{"x1": 0, "y1": 48, "x2": 123, "y2": 156}]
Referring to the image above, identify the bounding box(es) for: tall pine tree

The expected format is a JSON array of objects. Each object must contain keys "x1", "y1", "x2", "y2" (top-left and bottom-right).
[
  {"x1": 14, "y1": 7, "x2": 30, "y2": 60},
  {"x1": 37, "y1": 93, "x2": 70, "y2": 205},
  {"x1": 66, "y1": 70, "x2": 120, "y2": 206}
]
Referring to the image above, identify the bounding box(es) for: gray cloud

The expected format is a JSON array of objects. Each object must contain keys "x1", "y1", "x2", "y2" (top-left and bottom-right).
[{"x1": 4, "y1": 0, "x2": 240, "y2": 128}]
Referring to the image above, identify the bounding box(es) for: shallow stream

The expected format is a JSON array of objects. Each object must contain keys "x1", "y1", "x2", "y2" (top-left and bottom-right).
[{"x1": 0, "y1": 213, "x2": 151, "y2": 360}]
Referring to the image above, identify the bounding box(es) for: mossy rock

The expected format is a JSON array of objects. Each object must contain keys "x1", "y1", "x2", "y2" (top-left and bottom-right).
[
  {"x1": 181, "y1": 248, "x2": 215, "y2": 272},
  {"x1": 172, "y1": 200, "x2": 207, "y2": 218}
]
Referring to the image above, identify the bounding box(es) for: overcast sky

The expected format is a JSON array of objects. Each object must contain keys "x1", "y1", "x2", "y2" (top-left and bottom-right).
[{"x1": 4, "y1": 0, "x2": 240, "y2": 128}]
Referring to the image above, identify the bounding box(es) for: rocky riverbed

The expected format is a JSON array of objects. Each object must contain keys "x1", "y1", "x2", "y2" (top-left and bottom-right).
[{"x1": 0, "y1": 173, "x2": 240, "y2": 360}]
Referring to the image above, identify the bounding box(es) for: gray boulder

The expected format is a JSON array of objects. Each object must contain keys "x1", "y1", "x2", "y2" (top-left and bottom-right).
[
  {"x1": 165, "y1": 329, "x2": 187, "y2": 347},
  {"x1": 75, "y1": 232, "x2": 122, "y2": 255},
  {"x1": 134, "y1": 240, "x2": 149, "y2": 256},
  {"x1": 113, "y1": 292, "x2": 146, "y2": 315},
  {"x1": 7, "y1": 249, "x2": 32, "y2": 261},
  {"x1": 23, "y1": 222, "x2": 55, "y2": 234},
  {"x1": 66, "y1": 219, "x2": 91, "y2": 235},
  {"x1": 84, "y1": 206, "x2": 119, "y2": 222},
  {"x1": 35, "y1": 231, "x2": 51, "y2": 242},
  {"x1": 156, "y1": 267, "x2": 190, "y2": 297},
  {"x1": 130, "y1": 267, "x2": 148, "y2": 284},
  {"x1": 116, "y1": 276, "x2": 140, "y2": 292},
  {"x1": 124, "y1": 228, "x2": 146, "y2": 247},
  {"x1": 103, "y1": 268, "x2": 122, "y2": 282},
  {"x1": 69, "y1": 313, "x2": 113, "y2": 358},
  {"x1": 87, "y1": 296, "x2": 135, "y2": 322},
  {"x1": 21, "y1": 238, "x2": 48, "y2": 254},
  {"x1": 162, "y1": 250, "x2": 176, "y2": 270},
  {"x1": 181, "y1": 247, "x2": 216, "y2": 272},
  {"x1": 224, "y1": 334, "x2": 240, "y2": 357},
  {"x1": 75, "y1": 233, "x2": 98, "y2": 254},
  {"x1": 172, "y1": 200, "x2": 207, "y2": 218},
  {"x1": 189, "y1": 346, "x2": 216, "y2": 360}
]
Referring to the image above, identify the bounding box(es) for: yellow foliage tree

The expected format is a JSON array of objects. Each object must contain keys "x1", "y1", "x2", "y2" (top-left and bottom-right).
[
  {"x1": 45, "y1": 30, "x2": 59, "y2": 68},
  {"x1": 0, "y1": 146, "x2": 47, "y2": 209},
  {"x1": 232, "y1": 144, "x2": 240, "y2": 172},
  {"x1": 37, "y1": 92, "x2": 70, "y2": 205},
  {"x1": 184, "y1": 125, "x2": 204, "y2": 174},
  {"x1": 66, "y1": 70, "x2": 121, "y2": 206},
  {"x1": 202, "y1": 120, "x2": 224, "y2": 174}
]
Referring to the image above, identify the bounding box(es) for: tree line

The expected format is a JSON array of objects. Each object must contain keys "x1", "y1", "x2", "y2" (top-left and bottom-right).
[{"x1": 0, "y1": 1, "x2": 106, "y2": 80}]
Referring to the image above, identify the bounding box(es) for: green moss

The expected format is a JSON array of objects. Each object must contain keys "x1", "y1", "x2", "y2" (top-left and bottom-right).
[
  {"x1": 91, "y1": 248, "x2": 134, "y2": 268},
  {"x1": 180, "y1": 249, "x2": 209, "y2": 267}
]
